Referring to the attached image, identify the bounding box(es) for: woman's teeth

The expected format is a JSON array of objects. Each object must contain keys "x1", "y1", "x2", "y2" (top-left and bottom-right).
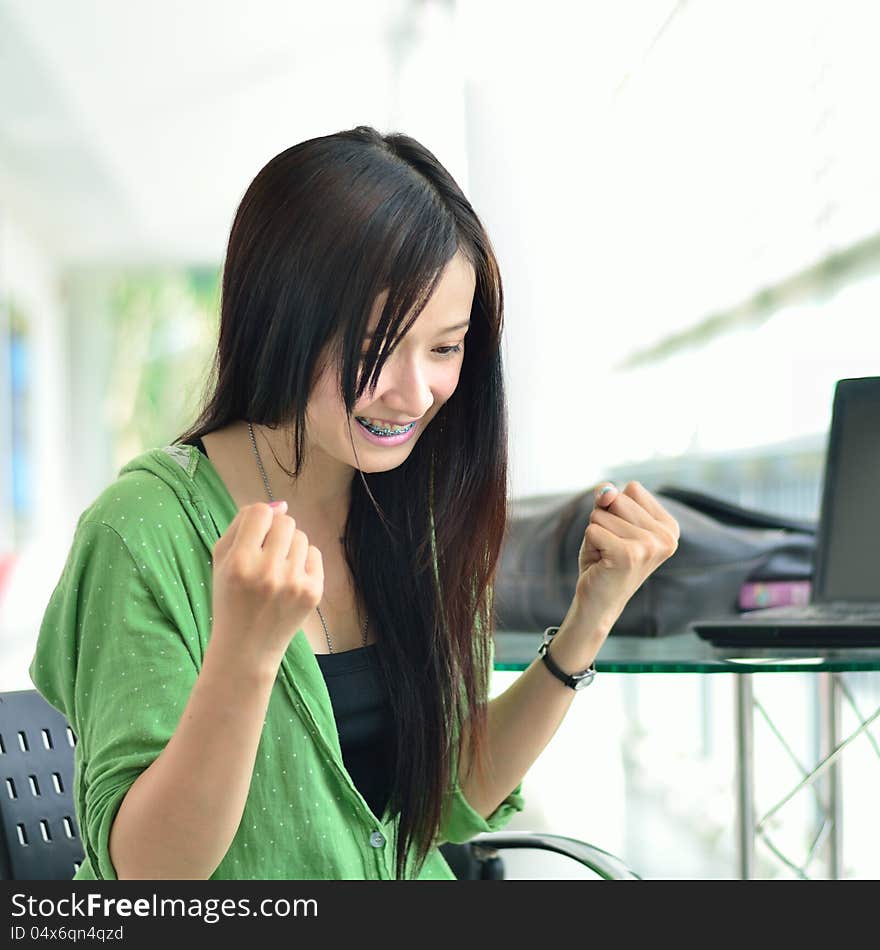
[{"x1": 355, "y1": 416, "x2": 415, "y2": 436}]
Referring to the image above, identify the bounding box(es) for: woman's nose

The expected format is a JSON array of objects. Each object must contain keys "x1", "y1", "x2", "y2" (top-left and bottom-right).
[{"x1": 376, "y1": 355, "x2": 434, "y2": 418}]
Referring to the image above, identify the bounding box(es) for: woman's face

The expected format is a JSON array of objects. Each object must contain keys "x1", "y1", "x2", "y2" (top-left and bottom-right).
[{"x1": 306, "y1": 249, "x2": 477, "y2": 473}]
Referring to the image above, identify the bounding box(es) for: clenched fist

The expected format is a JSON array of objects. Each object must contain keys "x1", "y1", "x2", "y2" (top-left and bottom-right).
[
  {"x1": 209, "y1": 501, "x2": 324, "y2": 670},
  {"x1": 575, "y1": 481, "x2": 680, "y2": 635}
]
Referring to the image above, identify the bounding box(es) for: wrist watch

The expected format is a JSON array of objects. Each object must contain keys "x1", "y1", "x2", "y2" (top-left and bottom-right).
[{"x1": 538, "y1": 626, "x2": 597, "y2": 691}]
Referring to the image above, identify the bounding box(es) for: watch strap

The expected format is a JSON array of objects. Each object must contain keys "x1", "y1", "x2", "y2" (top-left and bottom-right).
[{"x1": 538, "y1": 626, "x2": 596, "y2": 691}]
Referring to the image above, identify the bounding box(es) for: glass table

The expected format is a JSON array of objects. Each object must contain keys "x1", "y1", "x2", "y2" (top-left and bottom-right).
[{"x1": 494, "y1": 628, "x2": 880, "y2": 879}]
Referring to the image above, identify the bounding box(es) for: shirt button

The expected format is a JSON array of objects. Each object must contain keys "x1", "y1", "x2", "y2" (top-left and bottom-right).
[{"x1": 369, "y1": 831, "x2": 385, "y2": 848}]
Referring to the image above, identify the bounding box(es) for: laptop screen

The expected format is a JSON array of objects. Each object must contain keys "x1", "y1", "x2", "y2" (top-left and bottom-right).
[{"x1": 815, "y1": 376, "x2": 880, "y2": 603}]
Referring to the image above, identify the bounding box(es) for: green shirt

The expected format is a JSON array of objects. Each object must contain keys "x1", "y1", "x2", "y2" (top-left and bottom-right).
[{"x1": 29, "y1": 442, "x2": 525, "y2": 880}]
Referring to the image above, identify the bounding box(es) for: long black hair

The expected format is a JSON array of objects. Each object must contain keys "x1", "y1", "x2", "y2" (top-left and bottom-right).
[{"x1": 175, "y1": 125, "x2": 508, "y2": 879}]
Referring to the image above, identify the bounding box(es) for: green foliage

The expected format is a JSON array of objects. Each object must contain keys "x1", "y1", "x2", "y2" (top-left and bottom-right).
[{"x1": 73, "y1": 267, "x2": 221, "y2": 463}]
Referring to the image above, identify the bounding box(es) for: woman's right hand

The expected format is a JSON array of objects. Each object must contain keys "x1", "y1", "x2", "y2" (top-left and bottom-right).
[{"x1": 209, "y1": 501, "x2": 324, "y2": 668}]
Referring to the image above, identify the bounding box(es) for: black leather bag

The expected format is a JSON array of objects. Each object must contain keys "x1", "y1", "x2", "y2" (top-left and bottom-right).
[{"x1": 493, "y1": 484, "x2": 817, "y2": 637}]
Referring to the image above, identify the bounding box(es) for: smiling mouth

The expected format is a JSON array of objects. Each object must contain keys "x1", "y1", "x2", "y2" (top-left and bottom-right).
[{"x1": 354, "y1": 416, "x2": 417, "y2": 435}]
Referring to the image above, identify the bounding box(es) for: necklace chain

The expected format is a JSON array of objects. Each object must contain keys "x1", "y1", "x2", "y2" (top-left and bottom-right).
[{"x1": 246, "y1": 421, "x2": 368, "y2": 654}]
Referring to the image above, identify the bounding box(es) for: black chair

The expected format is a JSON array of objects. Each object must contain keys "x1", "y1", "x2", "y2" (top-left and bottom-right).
[
  {"x1": 0, "y1": 689, "x2": 84, "y2": 879},
  {"x1": 0, "y1": 689, "x2": 639, "y2": 880},
  {"x1": 439, "y1": 835, "x2": 639, "y2": 880}
]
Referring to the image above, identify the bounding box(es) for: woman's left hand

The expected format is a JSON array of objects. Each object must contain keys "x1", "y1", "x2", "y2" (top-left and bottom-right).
[{"x1": 573, "y1": 480, "x2": 681, "y2": 635}]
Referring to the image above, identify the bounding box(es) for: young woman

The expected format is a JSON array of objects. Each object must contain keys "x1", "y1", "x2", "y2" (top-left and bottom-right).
[{"x1": 30, "y1": 125, "x2": 679, "y2": 880}]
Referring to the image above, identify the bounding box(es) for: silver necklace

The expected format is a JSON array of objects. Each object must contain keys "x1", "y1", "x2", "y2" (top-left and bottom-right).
[{"x1": 246, "y1": 421, "x2": 368, "y2": 654}]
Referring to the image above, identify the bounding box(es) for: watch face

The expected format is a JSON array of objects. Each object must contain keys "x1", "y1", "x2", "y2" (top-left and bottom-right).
[{"x1": 573, "y1": 671, "x2": 596, "y2": 690}]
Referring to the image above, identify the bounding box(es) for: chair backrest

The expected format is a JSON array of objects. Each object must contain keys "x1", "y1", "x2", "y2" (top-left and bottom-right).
[{"x1": 0, "y1": 689, "x2": 84, "y2": 879}]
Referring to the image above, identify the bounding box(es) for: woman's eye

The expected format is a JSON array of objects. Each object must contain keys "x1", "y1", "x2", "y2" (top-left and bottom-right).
[
  {"x1": 361, "y1": 344, "x2": 463, "y2": 362},
  {"x1": 434, "y1": 344, "x2": 463, "y2": 359}
]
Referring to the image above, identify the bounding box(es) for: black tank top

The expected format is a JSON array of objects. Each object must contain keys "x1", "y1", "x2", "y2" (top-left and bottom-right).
[{"x1": 182, "y1": 436, "x2": 394, "y2": 819}]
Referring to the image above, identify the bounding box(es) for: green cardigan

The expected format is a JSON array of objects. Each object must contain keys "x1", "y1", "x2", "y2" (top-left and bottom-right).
[{"x1": 29, "y1": 442, "x2": 525, "y2": 880}]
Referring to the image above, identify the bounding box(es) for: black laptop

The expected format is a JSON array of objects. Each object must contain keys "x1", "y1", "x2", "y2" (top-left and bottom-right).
[{"x1": 692, "y1": 376, "x2": 880, "y2": 648}]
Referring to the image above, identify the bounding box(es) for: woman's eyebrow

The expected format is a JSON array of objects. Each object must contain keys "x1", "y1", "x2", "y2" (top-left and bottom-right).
[
  {"x1": 438, "y1": 320, "x2": 471, "y2": 334},
  {"x1": 365, "y1": 319, "x2": 470, "y2": 339}
]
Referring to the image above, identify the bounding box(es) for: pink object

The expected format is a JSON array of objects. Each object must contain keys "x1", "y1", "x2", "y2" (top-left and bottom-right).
[
  {"x1": 739, "y1": 580, "x2": 812, "y2": 610},
  {"x1": 0, "y1": 552, "x2": 17, "y2": 607}
]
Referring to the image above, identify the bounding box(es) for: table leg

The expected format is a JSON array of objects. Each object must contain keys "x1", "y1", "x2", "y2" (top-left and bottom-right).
[
  {"x1": 819, "y1": 672, "x2": 843, "y2": 878},
  {"x1": 735, "y1": 673, "x2": 755, "y2": 879}
]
